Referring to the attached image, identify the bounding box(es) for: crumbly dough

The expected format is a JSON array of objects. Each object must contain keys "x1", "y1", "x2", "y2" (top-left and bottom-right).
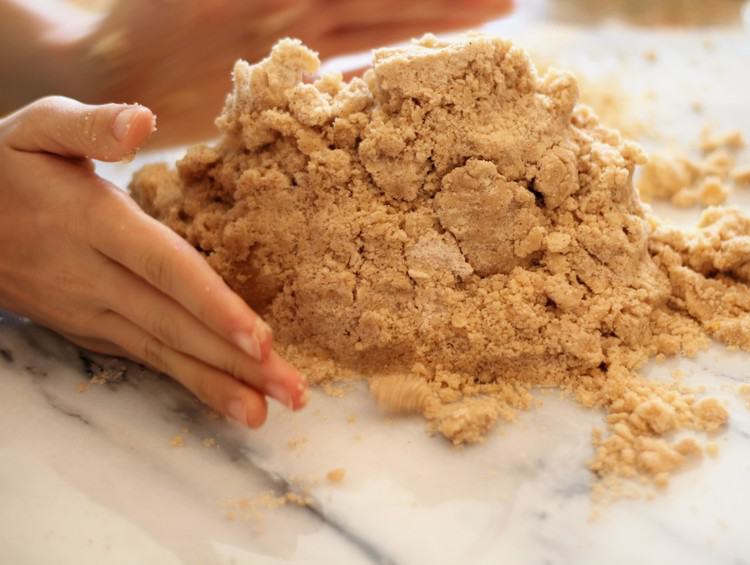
[
  {"x1": 131, "y1": 36, "x2": 750, "y2": 489},
  {"x1": 699, "y1": 126, "x2": 746, "y2": 154},
  {"x1": 636, "y1": 148, "x2": 739, "y2": 208},
  {"x1": 732, "y1": 165, "x2": 750, "y2": 186},
  {"x1": 636, "y1": 125, "x2": 747, "y2": 208}
]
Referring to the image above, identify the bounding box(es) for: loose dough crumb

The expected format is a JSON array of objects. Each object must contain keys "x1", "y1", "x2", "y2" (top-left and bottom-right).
[
  {"x1": 739, "y1": 384, "x2": 750, "y2": 409},
  {"x1": 287, "y1": 436, "x2": 309, "y2": 450},
  {"x1": 700, "y1": 126, "x2": 746, "y2": 154},
  {"x1": 732, "y1": 165, "x2": 750, "y2": 186},
  {"x1": 221, "y1": 489, "x2": 313, "y2": 524},
  {"x1": 202, "y1": 437, "x2": 218, "y2": 448},
  {"x1": 637, "y1": 148, "x2": 739, "y2": 208},
  {"x1": 697, "y1": 176, "x2": 729, "y2": 206},
  {"x1": 320, "y1": 381, "x2": 350, "y2": 398},
  {"x1": 703, "y1": 150, "x2": 735, "y2": 178},
  {"x1": 637, "y1": 151, "x2": 700, "y2": 205},
  {"x1": 131, "y1": 35, "x2": 749, "y2": 492},
  {"x1": 170, "y1": 435, "x2": 185, "y2": 448},
  {"x1": 326, "y1": 468, "x2": 346, "y2": 483}
]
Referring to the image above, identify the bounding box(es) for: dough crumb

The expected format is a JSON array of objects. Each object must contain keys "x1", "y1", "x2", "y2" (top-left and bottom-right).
[
  {"x1": 697, "y1": 176, "x2": 729, "y2": 206},
  {"x1": 169, "y1": 435, "x2": 185, "y2": 448},
  {"x1": 739, "y1": 384, "x2": 750, "y2": 409},
  {"x1": 637, "y1": 147, "x2": 741, "y2": 208},
  {"x1": 321, "y1": 381, "x2": 349, "y2": 398},
  {"x1": 221, "y1": 488, "x2": 314, "y2": 524},
  {"x1": 732, "y1": 165, "x2": 750, "y2": 186},
  {"x1": 700, "y1": 126, "x2": 746, "y2": 153},
  {"x1": 131, "y1": 35, "x2": 748, "y2": 495},
  {"x1": 287, "y1": 436, "x2": 309, "y2": 450},
  {"x1": 326, "y1": 468, "x2": 346, "y2": 483}
]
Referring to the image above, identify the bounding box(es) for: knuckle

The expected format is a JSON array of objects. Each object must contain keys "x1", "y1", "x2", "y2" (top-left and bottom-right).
[
  {"x1": 76, "y1": 107, "x2": 100, "y2": 150},
  {"x1": 21, "y1": 96, "x2": 74, "y2": 131},
  {"x1": 43, "y1": 298, "x2": 89, "y2": 330},
  {"x1": 54, "y1": 270, "x2": 94, "y2": 297},
  {"x1": 141, "y1": 251, "x2": 173, "y2": 291},
  {"x1": 221, "y1": 354, "x2": 246, "y2": 380},
  {"x1": 65, "y1": 313, "x2": 94, "y2": 337},
  {"x1": 29, "y1": 95, "x2": 70, "y2": 116},
  {"x1": 187, "y1": 369, "x2": 212, "y2": 405},
  {"x1": 140, "y1": 336, "x2": 165, "y2": 370},
  {"x1": 149, "y1": 311, "x2": 179, "y2": 347},
  {"x1": 195, "y1": 297, "x2": 216, "y2": 328}
]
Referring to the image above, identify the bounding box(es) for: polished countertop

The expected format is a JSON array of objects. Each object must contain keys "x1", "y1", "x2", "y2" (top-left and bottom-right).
[{"x1": 3, "y1": 10, "x2": 750, "y2": 565}]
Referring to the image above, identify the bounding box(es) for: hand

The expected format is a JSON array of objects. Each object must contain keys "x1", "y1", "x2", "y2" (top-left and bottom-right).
[
  {"x1": 59, "y1": 0, "x2": 513, "y2": 146},
  {"x1": 0, "y1": 96, "x2": 308, "y2": 427}
]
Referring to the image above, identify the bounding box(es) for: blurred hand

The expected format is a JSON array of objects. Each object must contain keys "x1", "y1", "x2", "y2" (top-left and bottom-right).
[
  {"x1": 64, "y1": 0, "x2": 513, "y2": 145},
  {"x1": 0, "y1": 96, "x2": 308, "y2": 426}
]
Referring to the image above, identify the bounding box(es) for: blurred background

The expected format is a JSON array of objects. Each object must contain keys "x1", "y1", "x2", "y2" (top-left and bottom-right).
[{"x1": 2, "y1": 0, "x2": 748, "y2": 148}]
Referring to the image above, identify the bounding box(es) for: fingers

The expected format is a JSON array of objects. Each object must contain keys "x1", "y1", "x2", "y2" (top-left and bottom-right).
[
  {"x1": 90, "y1": 188, "x2": 273, "y2": 363},
  {"x1": 100, "y1": 256, "x2": 307, "y2": 410},
  {"x1": 5, "y1": 96, "x2": 155, "y2": 161},
  {"x1": 60, "y1": 332, "x2": 130, "y2": 358},
  {"x1": 98, "y1": 311, "x2": 269, "y2": 428}
]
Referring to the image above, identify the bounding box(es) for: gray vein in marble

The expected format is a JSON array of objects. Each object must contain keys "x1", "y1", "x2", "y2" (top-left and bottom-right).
[
  {"x1": 0, "y1": 312, "x2": 398, "y2": 565},
  {"x1": 240, "y1": 446, "x2": 398, "y2": 565},
  {"x1": 39, "y1": 388, "x2": 92, "y2": 426}
]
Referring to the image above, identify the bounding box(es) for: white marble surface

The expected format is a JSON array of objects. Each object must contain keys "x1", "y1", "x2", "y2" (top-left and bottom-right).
[{"x1": 3, "y1": 8, "x2": 750, "y2": 565}]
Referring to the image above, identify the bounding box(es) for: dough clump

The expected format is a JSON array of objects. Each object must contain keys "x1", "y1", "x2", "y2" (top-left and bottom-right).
[
  {"x1": 636, "y1": 126, "x2": 747, "y2": 208},
  {"x1": 131, "y1": 36, "x2": 750, "y2": 490}
]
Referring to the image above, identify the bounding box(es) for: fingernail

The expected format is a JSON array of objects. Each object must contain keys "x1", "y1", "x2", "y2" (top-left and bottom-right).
[
  {"x1": 112, "y1": 107, "x2": 138, "y2": 141},
  {"x1": 234, "y1": 331, "x2": 262, "y2": 362},
  {"x1": 266, "y1": 382, "x2": 292, "y2": 410},
  {"x1": 228, "y1": 400, "x2": 247, "y2": 426}
]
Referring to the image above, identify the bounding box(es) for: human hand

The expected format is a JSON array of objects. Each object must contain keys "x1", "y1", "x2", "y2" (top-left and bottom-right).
[
  {"x1": 0, "y1": 96, "x2": 308, "y2": 427},
  {"x1": 62, "y1": 0, "x2": 513, "y2": 146}
]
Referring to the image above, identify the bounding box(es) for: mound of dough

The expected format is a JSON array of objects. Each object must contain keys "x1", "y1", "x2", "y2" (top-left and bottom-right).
[{"x1": 132, "y1": 35, "x2": 750, "y2": 489}]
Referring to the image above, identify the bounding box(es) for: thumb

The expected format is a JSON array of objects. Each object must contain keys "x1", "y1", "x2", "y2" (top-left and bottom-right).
[{"x1": 5, "y1": 96, "x2": 156, "y2": 162}]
